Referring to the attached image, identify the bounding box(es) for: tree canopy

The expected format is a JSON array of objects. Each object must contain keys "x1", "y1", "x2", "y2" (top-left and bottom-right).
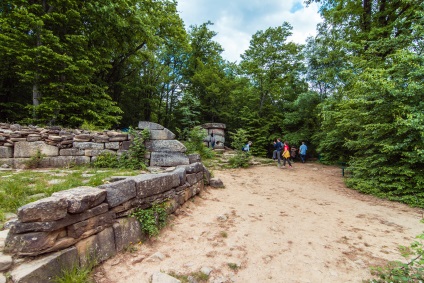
[{"x1": 1, "y1": 0, "x2": 423, "y2": 206}]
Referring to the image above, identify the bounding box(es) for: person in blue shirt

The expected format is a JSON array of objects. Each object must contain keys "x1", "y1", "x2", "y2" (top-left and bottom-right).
[
  {"x1": 299, "y1": 142, "x2": 308, "y2": 163},
  {"x1": 242, "y1": 141, "x2": 252, "y2": 152},
  {"x1": 272, "y1": 138, "x2": 283, "y2": 167}
]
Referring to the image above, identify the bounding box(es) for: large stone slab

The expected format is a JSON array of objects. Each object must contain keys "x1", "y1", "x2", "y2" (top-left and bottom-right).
[
  {"x1": 67, "y1": 211, "x2": 115, "y2": 238},
  {"x1": 14, "y1": 141, "x2": 58, "y2": 158},
  {"x1": 11, "y1": 204, "x2": 109, "y2": 234},
  {"x1": 9, "y1": 247, "x2": 78, "y2": 283},
  {"x1": 52, "y1": 187, "x2": 106, "y2": 214},
  {"x1": 75, "y1": 227, "x2": 116, "y2": 266},
  {"x1": 177, "y1": 162, "x2": 203, "y2": 174},
  {"x1": 138, "y1": 121, "x2": 164, "y2": 130},
  {"x1": 150, "y1": 152, "x2": 189, "y2": 167},
  {"x1": 39, "y1": 156, "x2": 91, "y2": 168},
  {"x1": 0, "y1": 146, "x2": 13, "y2": 158},
  {"x1": 18, "y1": 197, "x2": 68, "y2": 223},
  {"x1": 149, "y1": 128, "x2": 176, "y2": 140},
  {"x1": 132, "y1": 172, "x2": 181, "y2": 198},
  {"x1": 4, "y1": 229, "x2": 63, "y2": 254},
  {"x1": 146, "y1": 140, "x2": 186, "y2": 152},
  {"x1": 59, "y1": 148, "x2": 85, "y2": 156},
  {"x1": 72, "y1": 142, "x2": 104, "y2": 150},
  {"x1": 201, "y1": 123, "x2": 226, "y2": 129},
  {"x1": 113, "y1": 217, "x2": 144, "y2": 252},
  {"x1": 0, "y1": 254, "x2": 13, "y2": 272},
  {"x1": 208, "y1": 128, "x2": 225, "y2": 136},
  {"x1": 98, "y1": 178, "x2": 136, "y2": 208}
]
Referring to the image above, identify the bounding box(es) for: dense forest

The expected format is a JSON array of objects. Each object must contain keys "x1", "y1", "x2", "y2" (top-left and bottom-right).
[{"x1": 0, "y1": 1, "x2": 423, "y2": 206}]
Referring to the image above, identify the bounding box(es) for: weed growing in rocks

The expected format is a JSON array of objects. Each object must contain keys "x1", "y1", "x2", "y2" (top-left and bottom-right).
[{"x1": 130, "y1": 203, "x2": 168, "y2": 238}]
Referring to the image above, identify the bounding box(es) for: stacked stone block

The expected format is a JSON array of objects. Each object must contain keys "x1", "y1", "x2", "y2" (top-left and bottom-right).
[
  {"x1": 3, "y1": 162, "x2": 210, "y2": 282},
  {"x1": 201, "y1": 123, "x2": 226, "y2": 150},
  {"x1": 0, "y1": 122, "x2": 189, "y2": 169}
]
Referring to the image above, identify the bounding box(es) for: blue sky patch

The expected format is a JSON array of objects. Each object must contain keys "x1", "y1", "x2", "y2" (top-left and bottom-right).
[{"x1": 290, "y1": 1, "x2": 304, "y2": 13}]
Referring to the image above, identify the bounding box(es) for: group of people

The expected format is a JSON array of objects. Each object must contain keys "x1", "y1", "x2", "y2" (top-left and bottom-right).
[{"x1": 272, "y1": 139, "x2": 308, "y2": 168}]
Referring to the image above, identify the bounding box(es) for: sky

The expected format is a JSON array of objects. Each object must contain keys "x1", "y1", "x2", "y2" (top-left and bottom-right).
[{"x1": 177, "y1": 0, "x2": 323, "y2": 63}]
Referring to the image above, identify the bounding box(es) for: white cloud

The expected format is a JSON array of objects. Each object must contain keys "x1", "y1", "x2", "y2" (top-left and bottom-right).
[{"x1": 177, "y1": 0, "x2": 323, "y2": 62}]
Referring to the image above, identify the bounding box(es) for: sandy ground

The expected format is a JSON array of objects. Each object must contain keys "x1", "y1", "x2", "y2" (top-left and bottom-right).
[{"x1": 94, "y1": 162, "x2": 424, "y2": 283}]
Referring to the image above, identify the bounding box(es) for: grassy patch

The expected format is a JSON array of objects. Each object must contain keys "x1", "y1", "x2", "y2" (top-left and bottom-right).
[{"x1": 0, "y1": 167, "x2": 140, "y2": 224}]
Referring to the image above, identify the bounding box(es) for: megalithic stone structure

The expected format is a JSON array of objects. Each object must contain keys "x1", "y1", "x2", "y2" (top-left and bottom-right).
[{"x1": 201, "y1": 123, "x2": 226, "y2": 149}]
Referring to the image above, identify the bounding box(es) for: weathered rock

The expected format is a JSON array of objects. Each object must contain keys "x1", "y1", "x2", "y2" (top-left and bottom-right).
[
  {"x1": 0, "y1": 146, "x2": 13, "y2": 158},
  {"x1": 67, "y1": 211, "x2": 115, "y2": 238},
  {"x1": 14, "y1": 141, "x2": 59, "y2": 158},
  {"x1": 39, "y1": 156, "x2": 91, "y2": 167},
  {"x1": 0, "y1": 273, "x2": 5, "y2": 283},
  {"x1": 72, "y1": 142, "x2": 104, "y2": 150},
  {"x1": 59, "y1": 148, "x2": 85, "y2": 156},
  {"x1": 26, "y1": 134, "x2": 41, "y2": 142},
  {"x1": 178, "y1": 162, "x2": 203, "y2": 174},
  {"x1": 52, "y1": 187, "x2": 106, "y2": 214},
  {"x1": 138, "y1": 121, "x2": 164, "y2": 130},
  {"x1": 73, "y1": 134, "x2": 92, "y2": 142},
  {"x1": 98, "y1": 178, "x2": 136, "y2": 208},
  {"x1": 150, "y1": 152, "x2": 189, "y2": 167},
  {"x1": 151, "y1": 271, "x2": 181, "y2": 283},
  {"x1": 75, "y1": 227, "x2": 116, "y2": 266},
  {"x1": 113, "y1": 217, "x2": 144, "y2": 252},
  {"x1": 108, "y1": 135, "x2": 128, "y2": 142},
  {"x1": 145, "y1": 140, "x2": 186, "y2": 153},
  {"x1": 9, "y1": 247, "x2": 78, "y2": 283},
  {"x1": 149, "y1": 128, "x2": 176, "y2": 140},
  {"x1": 4, "y1": 229, "x2": 63, "y2": 254},
  {"x1": 84, "y1": 149, "x2": 115, "y2": 157},
  {"x1": 201, "y1": 123, "x2": 226, "y2": 129},
  {"x1": 0, "y1": 254, "x2": 13, "y2": 271},
  {"x1": 203, "y1": 165, "x2": 211, "y2": 185},
  {"x1": 209, "y1": 178, "x2": 224, "y2": 188},
  {"x1": 188, "y1": 154, "x2": 201, "y2": 164},
  {"x1": 11, "y1": 204, "x2": 109, "y2": 234},
  {"x1": 132, "y1": 172, "x2": 180, "y2": 198},
  {"x1": 17, "y1": 197, "x2": 68, "y2": 223},
  {"x1": 105, "y1": 142, "x2": 120, "y2": 150}
]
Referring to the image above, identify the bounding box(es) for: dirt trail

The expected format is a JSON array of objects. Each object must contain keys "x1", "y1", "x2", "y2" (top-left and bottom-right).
[{"x1": 94, "y1": 163, "x2": 424, "y2": 283}]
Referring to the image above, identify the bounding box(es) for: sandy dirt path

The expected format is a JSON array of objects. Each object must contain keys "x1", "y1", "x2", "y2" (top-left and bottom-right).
[{"x1": 94, "y1": 163, "x2": 424, "y2": 283}]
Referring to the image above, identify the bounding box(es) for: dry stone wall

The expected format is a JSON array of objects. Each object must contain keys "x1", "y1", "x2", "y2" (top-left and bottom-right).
[
  {"x1": 3, "y1": 162, "x2": 209, "y2": 282},
  {"x1": 0, "y1": 121, "x2": 212, "y2": 282},
  {"x1": 0, "y1": 121, "x2": 189, "y2": 169}
]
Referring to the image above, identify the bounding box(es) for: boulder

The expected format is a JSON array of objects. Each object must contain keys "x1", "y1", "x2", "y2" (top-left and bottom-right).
[
  {"x1": 17, "y1": 197, "x2": 68, "y2": 223},
  {"x1": 52, "y1": 187, "x2": 106, "y2": 214}
]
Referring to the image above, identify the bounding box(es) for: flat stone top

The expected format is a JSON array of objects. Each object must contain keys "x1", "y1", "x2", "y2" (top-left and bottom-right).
[
  {"x1": 138, "y1": 121, "x2": 164, "y2": 130},
  {"x1": 201, "y1": 123, "x2": 226, "y2": 129}
]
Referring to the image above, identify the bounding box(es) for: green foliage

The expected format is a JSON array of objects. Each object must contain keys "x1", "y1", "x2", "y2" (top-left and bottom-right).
[
  {"x1": 365, "y1": 232, "x2": 424, "y2": 283},
  {"x1": 167, "y1": 271, "x2": 209, "y2": 283},
  {"x1": 0, "y1": 168, "x2": 138, "y2": 224},
  {"x1": 184, "y1": 126, "x2": 215, "y2": 159},
  {"x1": 130, "y1": 203, "x2": 168, "y2": 238},
  {"x1": 52, "y1": 253, "x2": 98, "y2": 283},
  {"x1": 92, "y1": 128, "x2": 149, "y2": 170},
  {"x1": 24, "y1": 150, "x2": 46, "y2": 169},
  {"x1": 228, "y1": 129, "x2": 251, "y2": 168}
]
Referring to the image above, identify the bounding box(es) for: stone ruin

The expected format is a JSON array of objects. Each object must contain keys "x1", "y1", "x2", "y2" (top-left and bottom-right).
[
  {"x1": 0, "y1": 121, "x2": 190, "y2": 169},
  {"x1": 0, "y1": 122, "x2": 215, "y2": 283},
  {"x1": 202, "y1": 123, "x2": 226, "y2": 150}
]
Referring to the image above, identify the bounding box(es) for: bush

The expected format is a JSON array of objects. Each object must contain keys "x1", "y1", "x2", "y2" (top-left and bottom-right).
[
  {"x1": 130, "y1": 203, "x2": 168, "y2": 238},
  {"x1": 184, "y1": 126, "x2": 215, "y2": 160},
  {"x1": 228, "y1": 129, "x2": 251, "y2": 168},
  {"x1": 92, "y1": 127, "x2": 149, "y2": 170},
  {"x1": 365, "y1": 231, "x2": 424, "y2": 282}
]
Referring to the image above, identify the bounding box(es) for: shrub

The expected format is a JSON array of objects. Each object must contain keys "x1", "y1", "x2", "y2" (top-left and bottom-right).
[
  {"x1": 228, "y1": 129, "x2": 251, "y2": 168},
  {"x1": 184, "y1": 126, "x2": 215, "y2": 160},
  {"x1": 130, "y1": 203, "x2": 168, "y2": 238},
  {"x1": 24, "y1": 150, "x2": 46, "y2": 169},
  {"x1": 365, "y1": 232, "x2": 424, "y2": 282}
]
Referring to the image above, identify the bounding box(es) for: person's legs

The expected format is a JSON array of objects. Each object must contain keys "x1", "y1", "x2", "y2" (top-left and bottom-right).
[
  {"x1": 287, "y1": 158, "x2": 292, "y2": 167},
  {"x1": 300, "y1": 154, "x2": 306, "y2": 163},
  {"x1": 277, "y1": 150, "x2": 281, "y2": 167},
  {"x1": 273, "y1": 150, "x2": 277, "y2": 160}
]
